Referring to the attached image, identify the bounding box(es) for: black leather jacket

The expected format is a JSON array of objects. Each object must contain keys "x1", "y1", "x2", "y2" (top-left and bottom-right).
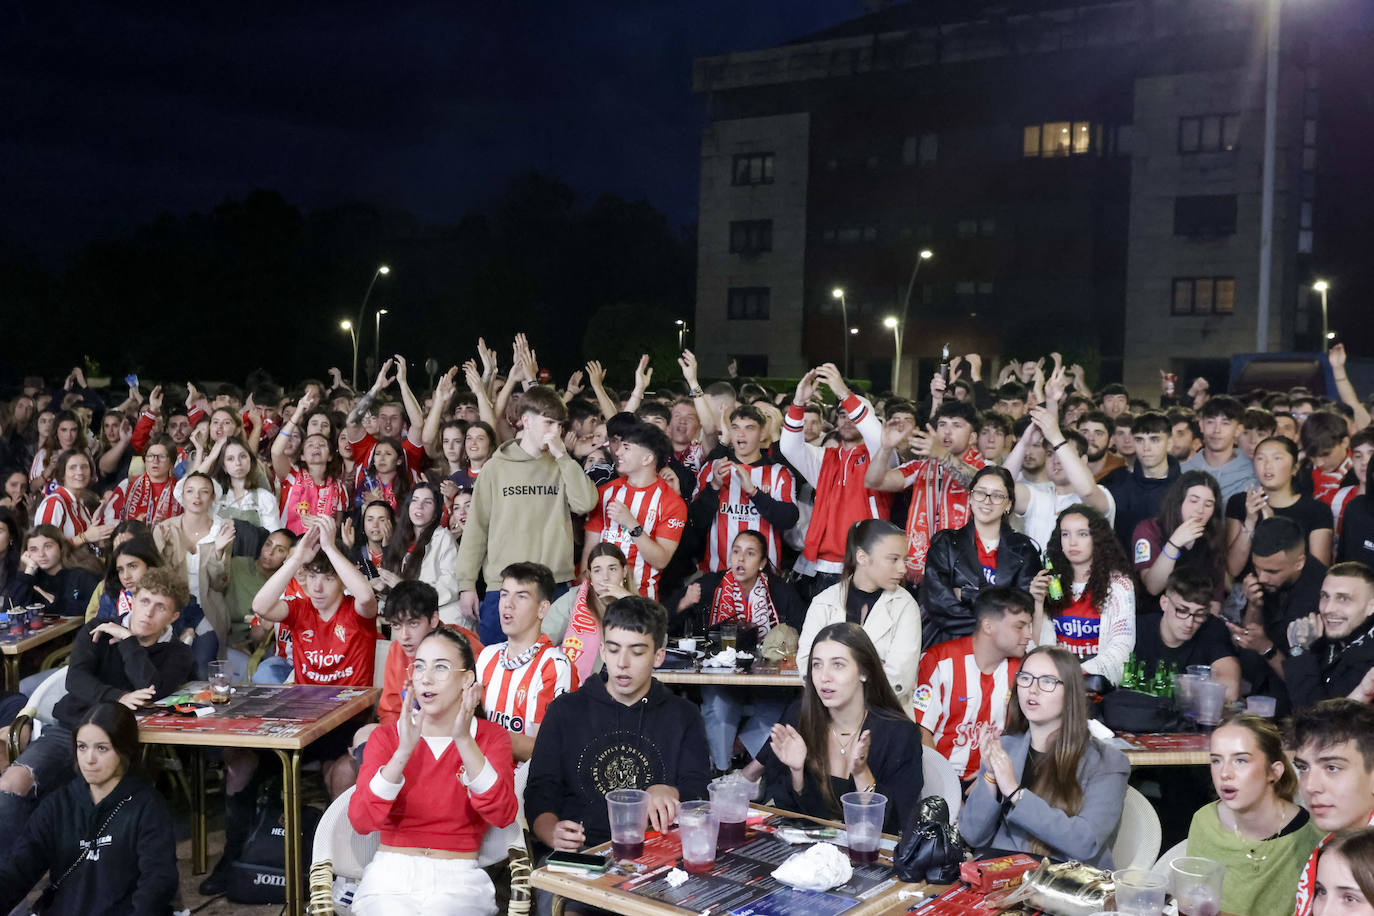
[{"x1": 919, "y1": 521, "x2": 1040, "y2": 648}]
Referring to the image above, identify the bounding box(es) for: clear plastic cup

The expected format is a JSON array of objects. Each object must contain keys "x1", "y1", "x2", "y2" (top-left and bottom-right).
[
  {"x1": 1246, "y1": 695, "x2": 1277, "y2": 717},
  {"x1": 841, "y1": 791, "x2": 887, "y2": 866},
  {"x1": 1193, "y1": 679, "x2": 1228, "y2": 726},
  {"x1": 1174, "y1": 673, "x2": 1202, "y2": 715},
  {"x1": 606, "y1": 788, "x2": 650, "y2": 860},
  {"x1": 1112, "y1": 866, "x2": 1168, "y2": 916},
  {"x1": 708, "y1": 776, "x2": 754, "y2": 848},
  {"x1": 209, "y1": 659, "x2": 232, "y2": 705},
  {"x1": 1170, "y1": 857, "x2": 1225, "y2": 916},
  {"x1": 678, "y1": 801, "x2": 719, "y2": 874}
]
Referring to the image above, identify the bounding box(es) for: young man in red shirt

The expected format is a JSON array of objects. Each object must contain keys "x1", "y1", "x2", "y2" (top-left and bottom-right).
[
  {"x1": 344, "y1": 357, "x2": 428, "y2": 476},
  {"x1": 914, "y1": 586, "x2": 1031, "y2": 782},
  {"x1": 584, "y1": 422, "x2": 687, "y2": 599},
  {"x1": 780, "y1": 363, "x2": 886, "y2": 598},
  {"x1": 1289, "y1": 699, "x2": 1374, "y2": 916}
]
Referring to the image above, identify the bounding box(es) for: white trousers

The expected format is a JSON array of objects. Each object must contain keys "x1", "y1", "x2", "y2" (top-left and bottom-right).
[{"x1": 352, "y1": 850, "x2": 497, "y2": 916}]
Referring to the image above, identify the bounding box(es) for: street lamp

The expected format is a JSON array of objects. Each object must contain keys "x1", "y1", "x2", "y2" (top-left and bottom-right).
[
  {"x1": 892, "y1": 249, "x2": 934, "y2": 396},
  {"x1": 884, "y1": 316, "x2": 902, "y2": 394},
  {"x1": 675, "y1": 318, "x2": 689, "y2": 351},
  {"x1": 374, "y1": 308, "x2": 390, "y2": 370},
  {"x1": 1257, "y1": 0, "x2": 1279, "y2": 351},
  {"x1": 340, "y1": 320, "x2": 358, "y2": 381},
  {"x1": 832, "y1": 287, "x2": 850, "y2": 376},
  {"x1": 353, "y1": 265, "x2": 391, "y2": 388},
  {"x1": 1314, "y1": 280, "x2": 1330, "y2": 352}
]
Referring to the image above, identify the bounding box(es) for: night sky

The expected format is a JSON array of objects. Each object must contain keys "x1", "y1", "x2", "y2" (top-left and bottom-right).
[{"x1": 1, "y1": 1, "x2": 862, "y2": 258}]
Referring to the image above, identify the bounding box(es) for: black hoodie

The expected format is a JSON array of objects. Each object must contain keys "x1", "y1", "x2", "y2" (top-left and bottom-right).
[
  {"x1": 1285, "y1": 615, "x2": 1374, "y2": 707},
  {"x1": 524, "y1": 672, "x2": 710, "y2": 848},
  {"x1": 0, "y1": 771, "x2": 178, "y2": 916},
  {"x1": 1104, "y1": 455, "x2": 1182, "y2": 546}
]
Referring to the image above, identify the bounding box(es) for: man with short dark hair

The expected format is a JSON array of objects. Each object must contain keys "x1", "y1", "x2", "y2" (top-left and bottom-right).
[
  {"x1": 914, "y1": 586, "x2": 1031, "y2": 781},
  {"x1": 993, "y1": 381, "x2": 1027, "y2": 420},
  {"x1": 1239, "y1": 407, "x2": 1278, "y2": 459},
  {"x1": 0, "y1": 566, "x2": 195, "y2": 856},
  {"x1": 1004, "y1": 410, "x2": 1114, "y2": 550},
  {"x1": 1288, "y1": 699, "x2": 1374, "y2": 916},
  {"x1": 1181, "y1": 395, "x2": 1256, "y2": 501},
  {"x1": 1077, "y1": 409, "x2": 1123, "y2": 481},
  {"x1": 584, "y1": 421, "x2": 687, "y2": 599},
  {"x1": 1133, "y1": 571, "x2": 1240, "y2": 700},
  {"x1": 458, "y1": 385, "x2": 599, "y2": 642},
  {"x1": 1111, "y1": 410, "x2": 1137, "y2": 469},
  {"x1": 801, "y1": 403, "x2": 827, "y2": 446},
  {"x1": 526, "y1": 596, "x2": 708, "y2": 877},
  {"x1": 1337, "y1": 429, "x2": 1374, "y2": 568},
  {"x1": 1166, "y1": 408, "x2": 1201, "y2": 461},
  {"x1": 1284, "y1": 561, "x2": 1374, "y2": 706},
  {"x1": 1099, "y1": 383, "x2": 1130, "y2": 419},
  {"x1": 1103, "y1": 410, "x2": 1181, "y2": 545},
  {"x1": 977, "y1": 412, "x2": 1012, "y2": 465}
]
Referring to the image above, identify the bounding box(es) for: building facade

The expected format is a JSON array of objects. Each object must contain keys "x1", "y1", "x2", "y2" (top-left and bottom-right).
[{"x1": 692, "y1": 0, "x2": 1352, "y2": 395}]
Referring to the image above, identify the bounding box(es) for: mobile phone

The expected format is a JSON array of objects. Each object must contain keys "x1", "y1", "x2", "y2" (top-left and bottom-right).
[
  {"x1": 547, "y1": 851, "x2": 608, "y2": 872},
  {"x1": 939, "y1": 343, "x2": 951, "y2": 380},
  {"x1": 124, "y1": 373, "x2": 139, "y2": 389}
]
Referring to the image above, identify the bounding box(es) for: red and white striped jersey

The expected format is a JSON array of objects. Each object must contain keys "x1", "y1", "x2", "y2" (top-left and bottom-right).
[
  {"x1": 34, "y1": 486, "x2": 91, "y2": 540},
  {"x1": 585, "y1": 477, "x2": 687, "y2": 598},
  {"x1": 695, "y1": 459, "x2": 796, "y2": 573},
  {"x1": 475, "y1": 636, "x2": 576, "y2": 737},
  {"x1": 913, "y1": 636, "x2": 1020, "y2": 780},
  {"x1": 676, "y1": 441, "x2": 706, "y2": 475}
]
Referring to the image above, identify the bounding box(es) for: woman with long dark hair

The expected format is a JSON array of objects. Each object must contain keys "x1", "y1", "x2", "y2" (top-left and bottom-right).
[
  {"x1": 798, "y1": 519, "x2": 921, "y2": 707},
  {"x1": 1226, "y1": 436, "x2": 1334, "y2": 575},
  {"x1": 382, "y1": 482, "x2": 460, "y2": 623},
  {"x1": 11, "y1": 524, "x2": 102, "y2": 615},
  {"x1": 745, "y1": 622, "x2": 922, "y2": 831},
  {"x1": 1033, "y1": 504, "x2": 1136, "y2": 684},
  {"x1": 0, "y1": 507, "x2": 22, "y2": 600},
  {"x1": 1135, "y1": 470, "x2": 1226, "y2": 597},
  {"x1": 349, "y1": 626, "x2": 516, "y2": 916},
  {"x1": 206, "y1": 434, "x2": 279, "y2": 530},
  {"x1": 279, "y1": 431, "x2": 348, "y2": 535},
  {"x1": 448, "y1": 421, "x2": 496, "y2": 490},
  {"x1": 88, "y1": 537, "x2": 162, "y2": 622},
  {"x1": 35, "y1": 450, "x2": 115, "y2": 547},
  {"x1": 921, "y1": 465, "x2": 1040, "y2": 648},
  {"x1": 29, "y1": 410, "x2": 88, "y2": 495},
  {"x1": 354, "y1": 435, "x2": 420, "y2": 511},
  {"x1": 0, "y1": 702, "x2": 179, "y2": 914},
  {"x1": 959, "y1": 646, "x2": 1129, "y2": 866}
]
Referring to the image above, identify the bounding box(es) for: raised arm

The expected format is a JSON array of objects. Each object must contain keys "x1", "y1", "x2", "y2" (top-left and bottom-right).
[
  {"x1": 272, "y1": 390, "x2": 316, "y2": 478},
  {"x1": 253, "y1": 526, "x2": 319, "y2": 621},
  {"x1": 678, "y1": 350, "x2": 719, "y2": 453},
  {"x1": 1028, "y1": 405, "x2": 1107, "y2": 513},
  {"x1": 625, "y1": 355, "x2": 652, "y2": 415},
  {"x1": 346, "y1": 359, "x2": 395, "y2": 444},
  {"x1": 583, "y1": 359, "x2": 618, "y2": 422},
  {"x1": 781, "y1": 369, "x2": 824, "y2": 487},
  {"x1": 864, "y1": 422, "x2": 915, "y2": 492},
  {"x1": 1329, "y1": 344, "x2": 1371, "y2": 431},
  {"x1": 421, "y1": 367, "x2": 458, "y2": 458},
  {"x1": 393, "y1": 355, "x2": 426, "y2": 449},
  {"x1": 316, "y1": 516, "x2": 378, "y2": 619},
  {"x1": 461, "y1": 360, "x2": 500, "y2": 436}
]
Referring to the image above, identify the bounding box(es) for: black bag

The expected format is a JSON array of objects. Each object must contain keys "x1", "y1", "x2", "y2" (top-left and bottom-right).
[
  {"x1": 893, "y1": 796, "x2": 966, "y2": 884},
  {"x1": 1100, "y1": 688, "x2": 1187, "y2": 733},
  {"x1": 224, "y1": 790, "x2": 322, "y2": 904}
]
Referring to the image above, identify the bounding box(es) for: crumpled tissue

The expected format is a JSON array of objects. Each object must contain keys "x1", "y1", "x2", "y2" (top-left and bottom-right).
[
  {"x1": 703, "y1": 648, "x2": 753, "y2": 668},
  {"x1": 664, "y1": 867, "x2": 689, "y2": 888},
  {"x1": 770, "y1": 842, "x2": 853, "y2": 891}
]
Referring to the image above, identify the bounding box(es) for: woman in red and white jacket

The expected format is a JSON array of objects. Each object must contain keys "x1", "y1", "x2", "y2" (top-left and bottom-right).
[{"x1": 349, "y1": 625, "x2": 517, "y2": 916}]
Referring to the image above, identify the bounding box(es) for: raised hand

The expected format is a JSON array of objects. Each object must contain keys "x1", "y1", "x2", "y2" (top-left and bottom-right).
[
  {"x1": 814, "y1": 363, "x2": 851, "y2": 401},
  {"x1": 149, "y1": 384, "x2": 164, "y2": 414},
  {"x1": 434, "y1": 367, "x2": 458, "y2": 403},
  {"x1": 792, "y1": 369, "x2": 819, "y2": 406},
  {"x1": 214, "y1": 520, "x2": 237, "y2": 552},
  {"x1": 1044, "y1": 365, "x2": 1068, "y2": 405},
  {"x1": 394, "y1": 354, "x2": 409, "y2": 384},
  {"x1": 881, "y1": 419, "x2": 906, "y2": 450},
  {"x1": 462, "y1": 360, "x2": 484, "y2": 396},
  {"x1": 584, "y1": 360, "x2": 606, "y2": 390},
  {"x1": 340, "y1": 517, "x2": 356, "y2": 550},
  {"x1": 452, "y1": 676, "x2": 482, "y2": 744},
  {"x1": 1027, "y1": 404, "x2": 1062, "y2": 443},
  {"x1": 186, "y1": 382, "x2": 201, "y2": 409},
  {"x1": 396, "y1": 684, "x2": 424, "y2": 755},
  {"x1": 678, "y1": 349, "x2": 700, "y2": 387},
  {"x1": 373, "y1": 358, "x2": 396, "y2": 392},
  {"x1": 964, "y1": 353, "x2": 983, "y2": 381},
  {"x1": 633, "y1": 354, "x2": 653, "y2": 392},
  {"x1": 1169, "y1": 517, "x2": 1207, "y2": 551},
  {"x1": 1330, "y1": 343, "x2": 1349, "y2": 372},
  {"x1": 563, "y1": 370, "x2": 584, "y2": 399},
  {"x1": 769, "y1": 723, "x2": 808, "y2": 772}
]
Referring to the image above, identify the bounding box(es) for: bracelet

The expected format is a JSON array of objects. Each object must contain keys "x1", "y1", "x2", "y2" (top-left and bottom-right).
[
  {"x1": 1162, "y1": 544, "x2": 1180, "y2": 561},
  {"x1": 689, "y1": 387, "x2": 704, "y2": 398},
  {"x1": 983, "y1": 772, "x2": 997, "y2": 785},
  {"x1": 1049, "y1": 440, "x2": 1067, "y2": 451}
]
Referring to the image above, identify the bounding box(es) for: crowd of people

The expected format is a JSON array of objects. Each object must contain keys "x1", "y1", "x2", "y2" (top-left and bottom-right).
[{"x1": 0, "y1": 337, "x2": 1372, "y2": 914}]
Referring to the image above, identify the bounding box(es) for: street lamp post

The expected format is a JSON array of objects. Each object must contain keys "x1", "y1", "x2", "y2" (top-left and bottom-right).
[
  {"x1": 374, "y1": 309, "x2": 390, "y2": 370},
  {"x1": 353, "y1": 265, "x2": 391, "y2": 388},
  {"x1": 1314, "y1": 280, "x2": 1330, "y2": 352},
  {"x1": 675, "y1": 318, "x2": 689, "y2": 351},
  {"x1": 883, "y1": 316, "x2": 902, "y2": 394},
  {"x1": 892, "y1": 249, "x2": 933, "y2": 395},
  {"x1": 832, "y1": 288, "x2": 850, "y2": 377},
  {"x1": 1257, "y1": 0, "x2": 1279, "y2": 352},
  {"x1": 340, "y1": 321, "x2": 358, "y2": 383}
]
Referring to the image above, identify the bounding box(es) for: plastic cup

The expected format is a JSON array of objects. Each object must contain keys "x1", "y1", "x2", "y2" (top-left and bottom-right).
[
  {"x1": 1113, "y1": 866, "x2": 1168, "y2": 916},
  {"x1": 1170, "y1": 857, "x2": 1225, "y2": 916},
  {"x1": 1176, "y1": 674, "x2": 1203, "y2": 716},
  {"x1": 1246, "y1": 695, "x2": 1277, "y2": 717},
  {"x1": 209, "y1": 660, "x2": 233, "y2": 705},
  {"x1": 841, "y1": 791, "x2": 887, "y2": 866},
  {"x1": 677, "y1": 637, "x2": 698, "y2": 652},
  {"x1": 1193, "y1": 679, "x2": 1227, "y2": 727},
  {"x1": 1186, "y1": 665, "x2": 1212, "y2": 679},
  {"x1": 708, "y1": 776, "x2": 754, "y2": 848},
  {"x1": 721, "y1": 622, "x2": 738, "y2": 650},
  {"x1": 678, "y1": 801, "x2": 719, "y2": 874},
  {"x1": 606, "y1": 788, "x2": 650, "y2": 860}
]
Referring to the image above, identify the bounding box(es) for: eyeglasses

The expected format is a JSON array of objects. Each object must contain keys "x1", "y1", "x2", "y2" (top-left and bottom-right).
[
  {"x1": 969, "y1": 490, "x2": 1008, "y2": 505},
  {"x1": 407, "y1": 661, "x2": 468, "y2": 680},
  {"x1": 145, "y1": 452, "x2": 170, "y2": 461},
  {"x1": 1172, "y1": 606, "x2": 1211, "y2": 624},
  {"x1": 1015, "y1": 672, "x2": 1063, "y2": 692}
]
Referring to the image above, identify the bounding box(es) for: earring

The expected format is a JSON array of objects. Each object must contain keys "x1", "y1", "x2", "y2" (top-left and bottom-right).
[{"x1": 860, "y1": 677, "x2": 867, "y2": 683}]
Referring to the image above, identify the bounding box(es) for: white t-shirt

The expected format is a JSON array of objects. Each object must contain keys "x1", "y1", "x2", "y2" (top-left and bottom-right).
[{"x1": 1020, "y1": 485, "x2": 1117, "y2": 551}]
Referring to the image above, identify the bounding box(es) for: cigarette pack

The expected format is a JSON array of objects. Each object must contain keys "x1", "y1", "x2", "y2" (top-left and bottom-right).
[
  {"x1": 959, "y1": 854, "x2": 1039, "y2": 894},
  {"x1": 908, "y1": 883, "x2": 996, "y2": 915}
]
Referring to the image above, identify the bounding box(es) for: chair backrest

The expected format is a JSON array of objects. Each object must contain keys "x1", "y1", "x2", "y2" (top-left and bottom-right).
[
  {"x1": 920, "y1": 750, "x2": 963, "y2": 823},
  {"x1": 1111, "y1": 785, "x2": 1163, "y2": 869},
  {"x1": 31, "y1": 666, "x2": 69, "y2": 729},
  {"x1": 312, "y1": 786, "x2": 380, "y2": 881},
  {"x1": 373, "y1": 640, "x2": 393, "y2": 689},
  {"x1": 1152, "y1": 838, "x2": 1189, "y2": 882}
]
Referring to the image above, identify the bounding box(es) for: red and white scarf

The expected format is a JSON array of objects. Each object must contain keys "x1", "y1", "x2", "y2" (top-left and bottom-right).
[
  {"x1": 560, "y1": 582, "x2": 602, "y2": 682},
  {"x1": 1312, "y1": 455, "x2": 1354, "y2": 506},
  {"x1": 284, "y1": 471, "x2": 346, "y2": 534},
  {"x1": 709, "y1": 572, "x2": 779, "y2": 632},
  {"x1": 120, "y1": 474, "x2": 182, "y2": 525},
  {"x1": 904, "y1": 448, "x2": 986, "y2": 583}
]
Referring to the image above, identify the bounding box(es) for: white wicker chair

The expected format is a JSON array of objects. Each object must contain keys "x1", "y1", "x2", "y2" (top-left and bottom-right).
[{"x1": 1110, "y1": 786, "x2": 1163, "y2": 869}]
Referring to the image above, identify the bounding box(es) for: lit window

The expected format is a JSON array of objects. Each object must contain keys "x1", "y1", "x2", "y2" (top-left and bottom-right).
[
  {"x1": 732, "y1": 153, "x2": 775, "y2": 186},
  {"x1": 1023, "y1": 125, "x2": 1042, "y2": 157},
  {"x1": 1044, "y1": 122, "x2": 1072, "y2": 157},
  {"x1": 1073, "y1": 122, "x2": 1092, "y2": 155}
]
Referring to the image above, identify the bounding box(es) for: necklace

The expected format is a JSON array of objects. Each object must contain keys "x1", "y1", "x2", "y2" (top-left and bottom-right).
[
  {"x1": 1224, "y1": 798, "x2": 1289, "y2": 842},
  {"x1": 831, "y1": 728, "x2": 857, "y2": 756}
]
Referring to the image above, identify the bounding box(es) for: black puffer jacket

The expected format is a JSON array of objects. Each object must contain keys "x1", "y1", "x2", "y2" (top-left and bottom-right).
[{"x1": 919, "y1": 520, "x2": 1039, "y2": 647}]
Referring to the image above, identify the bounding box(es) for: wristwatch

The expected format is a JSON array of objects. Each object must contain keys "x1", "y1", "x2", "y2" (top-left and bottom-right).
[
  {"x1": 1262, "y1": 645, "x2": 1277, "y2": 660},
  {"x1": 628, "y1": 525, "x2": 644, "y2": 539},
  {"x1": 1288, "y1": 643, "x2": 1305, "y2": 658}
]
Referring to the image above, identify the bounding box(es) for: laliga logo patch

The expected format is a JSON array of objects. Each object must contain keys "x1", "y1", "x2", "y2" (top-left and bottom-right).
[
  {"x1": 913, "y1": 684, "x2": 934, "y2": 711},
  {"x1": 1134, "y1": 539, "x2": 1151, "y2": 564}
]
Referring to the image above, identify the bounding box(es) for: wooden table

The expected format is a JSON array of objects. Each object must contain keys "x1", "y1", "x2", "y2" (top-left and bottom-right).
[
  {"x1": 1114, "y1": 731, "x2": 1211, "y2": 766},
  {"x1": 0, "y1": 616, "x2": 81, "y2": 691},
  {"x1": 138, "y1": 682, "x2": 379, "y2": 916},
  {"x1": 531, "y1": 804, "x2": 928, "y2": 915},
  {"x1": 654, "y1": 666, "x2": 802, "y2": 688}
]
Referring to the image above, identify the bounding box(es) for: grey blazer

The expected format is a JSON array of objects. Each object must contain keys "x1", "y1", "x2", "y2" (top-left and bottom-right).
[{"x1": 958, "y1": 729, "x2": 1130, "y2": 869}]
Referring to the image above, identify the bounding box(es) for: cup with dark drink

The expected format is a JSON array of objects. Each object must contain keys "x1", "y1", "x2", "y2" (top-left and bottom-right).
[
  {"x1": 1170, "y1": 857, "x2": 1224, "y2": 916},
  {"x1": 209, "y1": 660, "x2": 233, "y2": 705},
  {"x1": 606, "y1": 788, "x2": 650, "y2": 860},
  {"x1": 841, "y1": 791, "x2": 887, "y2": 865},
  {"x1": 708, "y1": 775, "x2": 754, "y2": 848},
  {"x1": 678, "y1": 801, "x2": 719, "y2": 874}
]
